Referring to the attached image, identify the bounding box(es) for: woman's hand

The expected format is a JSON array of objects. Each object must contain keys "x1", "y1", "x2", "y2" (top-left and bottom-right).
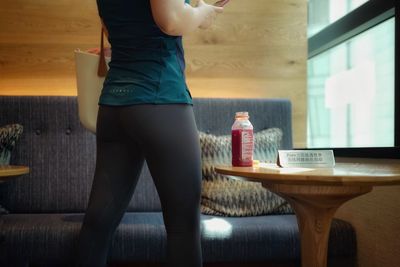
[
  {"x1": 197, "y1": 0, "x2": 223, "y2": 30},
  {"x1": 150, "y1": 0, "x2": 224, "y2": 36},
  {"x1": 87, "y1": 47, "x2": 112, "y2": 57}
]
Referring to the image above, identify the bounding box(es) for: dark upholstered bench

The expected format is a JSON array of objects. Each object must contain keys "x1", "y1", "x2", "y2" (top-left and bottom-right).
[{"x1": 0, "y1": 96, "x2": 357, "y2": 267}]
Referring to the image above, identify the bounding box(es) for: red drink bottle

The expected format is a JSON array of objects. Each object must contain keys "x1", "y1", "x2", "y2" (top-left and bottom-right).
[{"x1": 231, "y1": 112, "x2": 254, "y2": 167}]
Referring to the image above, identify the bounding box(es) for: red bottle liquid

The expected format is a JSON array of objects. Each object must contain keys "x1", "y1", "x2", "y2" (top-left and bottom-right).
[{"x1": 231, "y1": 112, "x2": 254, "y2": 167}]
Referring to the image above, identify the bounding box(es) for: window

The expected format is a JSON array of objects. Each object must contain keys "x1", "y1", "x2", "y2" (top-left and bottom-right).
[
  {"x1": 307, "y1": 0, "x2": 399, "y2": 158},
  {"x1": 308, "y1": 0, "x2": 369, "y2": 37}
]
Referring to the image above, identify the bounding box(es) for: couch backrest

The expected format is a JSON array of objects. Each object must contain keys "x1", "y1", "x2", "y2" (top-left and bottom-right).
[
  {"x1": 192, "y1": 98, "x2": 292, "y2": 149},
  {"x1": 0, "y1": 96, "x2": 292, "y2": 213}
]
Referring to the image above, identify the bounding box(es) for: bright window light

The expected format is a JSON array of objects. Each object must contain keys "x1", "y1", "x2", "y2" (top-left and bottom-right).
[
  {"x1": 308, "y1": 0, "x2": 369, "y2": 37},
  {"x1": 201, "y1": 218, "x2": 233, "y2": 238},
  {"x1": 307, "y1": 18, "x2": 395, "y2": 148}
]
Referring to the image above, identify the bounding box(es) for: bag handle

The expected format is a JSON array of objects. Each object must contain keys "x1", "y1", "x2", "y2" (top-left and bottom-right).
[{"x1": 97, "y1": 28, "x2": 108, "y2": 77}]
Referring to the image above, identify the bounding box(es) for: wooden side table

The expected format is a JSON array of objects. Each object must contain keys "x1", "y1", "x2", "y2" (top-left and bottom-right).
[
  {"x1": 215, "y1": 160, "x2": 400, "y2": 267},
  {"x1": 0, "y1": 165, "x2": 30, "y2": 183}
]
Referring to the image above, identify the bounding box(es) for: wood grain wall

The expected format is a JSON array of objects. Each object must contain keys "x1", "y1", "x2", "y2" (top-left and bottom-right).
[
  {"x1": 336, "y1": 158, "x2": 400, "y2": 267},
  {"x1": 0, "y1": 0, "x2": 307, "y2": 147}
]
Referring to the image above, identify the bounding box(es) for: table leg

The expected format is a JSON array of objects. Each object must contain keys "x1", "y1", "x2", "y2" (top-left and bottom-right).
[{"x1": 264, "y1": 183, "x2": 373, "y2": 267}]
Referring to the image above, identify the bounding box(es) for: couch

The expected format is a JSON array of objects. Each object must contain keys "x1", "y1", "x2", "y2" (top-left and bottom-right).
[{"x1": 0, "y1": 96, "x2": 357, "y2": 267}]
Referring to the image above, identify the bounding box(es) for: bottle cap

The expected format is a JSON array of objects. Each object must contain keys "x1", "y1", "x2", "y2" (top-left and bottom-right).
[{"x1": 235, "y1": 112, "x2": 249, "y2": 119}]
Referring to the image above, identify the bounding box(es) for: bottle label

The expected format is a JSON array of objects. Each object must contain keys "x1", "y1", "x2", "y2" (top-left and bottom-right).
[{"x1": 241, "y1": 130, "x2": 254, "y2": 162}]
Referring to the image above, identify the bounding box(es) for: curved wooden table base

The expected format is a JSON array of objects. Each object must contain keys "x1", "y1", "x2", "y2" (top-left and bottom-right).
[
  {"x1": 266, "y1": 183, "x2": 372, "y2": 267},
  {"x1": 215, "y1": 161, "x2": 400, "y2": 267}
]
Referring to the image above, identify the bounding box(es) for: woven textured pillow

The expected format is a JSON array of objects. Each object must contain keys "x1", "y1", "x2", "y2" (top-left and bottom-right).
[
  {"x1": 0, "y1": 123, "x2": 23, "y2": 166},
  {"x1": 199, "y1": 128, "x2": 293, "y2": 216}
]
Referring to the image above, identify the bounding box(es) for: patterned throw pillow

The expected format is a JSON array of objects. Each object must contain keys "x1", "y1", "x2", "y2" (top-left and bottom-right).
[
  {"x1": 199, "y1": 128, "x2": 293, "y2": 217},
  {"x1": 0, "y1": 123, "x2": 23, "y2": 166}
]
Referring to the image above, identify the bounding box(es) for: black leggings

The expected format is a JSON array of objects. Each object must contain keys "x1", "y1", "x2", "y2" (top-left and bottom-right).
[{"x1": 75, "y1": 104, "x2": 202, "y2": 267}]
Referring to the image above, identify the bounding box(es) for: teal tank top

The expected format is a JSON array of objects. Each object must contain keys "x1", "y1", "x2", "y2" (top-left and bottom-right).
[{"x1": 96, "y1": 0, "x2": 192, "y2": 106}]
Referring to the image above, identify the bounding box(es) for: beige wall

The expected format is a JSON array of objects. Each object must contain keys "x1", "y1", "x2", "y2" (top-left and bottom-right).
[{"x1": 0, "y1": 0, "x2": 307, "y2": 147}]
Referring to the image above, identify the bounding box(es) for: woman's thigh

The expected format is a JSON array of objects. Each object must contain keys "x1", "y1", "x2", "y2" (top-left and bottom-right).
[{"x1": 119, "y1": 104, "x2": 202, "y2": 226}]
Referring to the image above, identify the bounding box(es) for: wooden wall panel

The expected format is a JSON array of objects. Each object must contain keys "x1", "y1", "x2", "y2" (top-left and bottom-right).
[{"x1": 0, "y1": 0, "x2": 307, "y2": 147}]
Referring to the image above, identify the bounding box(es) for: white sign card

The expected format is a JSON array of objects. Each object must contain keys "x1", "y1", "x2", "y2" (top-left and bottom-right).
[{"x1": 277, "y1": 150, "x2": 335, "y2": 168}]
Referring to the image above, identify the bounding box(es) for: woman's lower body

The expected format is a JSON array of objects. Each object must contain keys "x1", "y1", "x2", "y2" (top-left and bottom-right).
[{"x1": 74, "y1": 104, "x2": 202, "y2": 267}]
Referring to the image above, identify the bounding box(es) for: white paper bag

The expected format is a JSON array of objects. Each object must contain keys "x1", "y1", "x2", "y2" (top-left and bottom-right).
[{"x1": 74, "y1": 49, "x2": 110, "y2": 133}]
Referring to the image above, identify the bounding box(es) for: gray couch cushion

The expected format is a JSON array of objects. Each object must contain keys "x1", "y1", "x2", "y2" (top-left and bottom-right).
[
  {"x1": 0, "y1": 96, "x2": 293, "y2": 213},
  {"x1": 193, "y1": 98, "x2": 293, "y2": 149},
  {"x1": 0, "y1": 96, "x2": 161, "y2": 213},
  {"x1": 0, "y1": 213, "x2": 355, "y2": 264}
]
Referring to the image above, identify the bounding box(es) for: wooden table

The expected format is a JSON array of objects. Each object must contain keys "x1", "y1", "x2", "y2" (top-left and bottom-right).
[
  {"x1": 0, "y1": 165, "x2": 30, "y2": 183},
  {"x1": 215, "y1": 160, "x2": 400, "y2": 267}
]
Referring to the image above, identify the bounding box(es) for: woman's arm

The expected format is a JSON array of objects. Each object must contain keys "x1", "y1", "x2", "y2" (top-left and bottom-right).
[{"x1": 150, "y1": 0, "x2": 223, "y2": 36}]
